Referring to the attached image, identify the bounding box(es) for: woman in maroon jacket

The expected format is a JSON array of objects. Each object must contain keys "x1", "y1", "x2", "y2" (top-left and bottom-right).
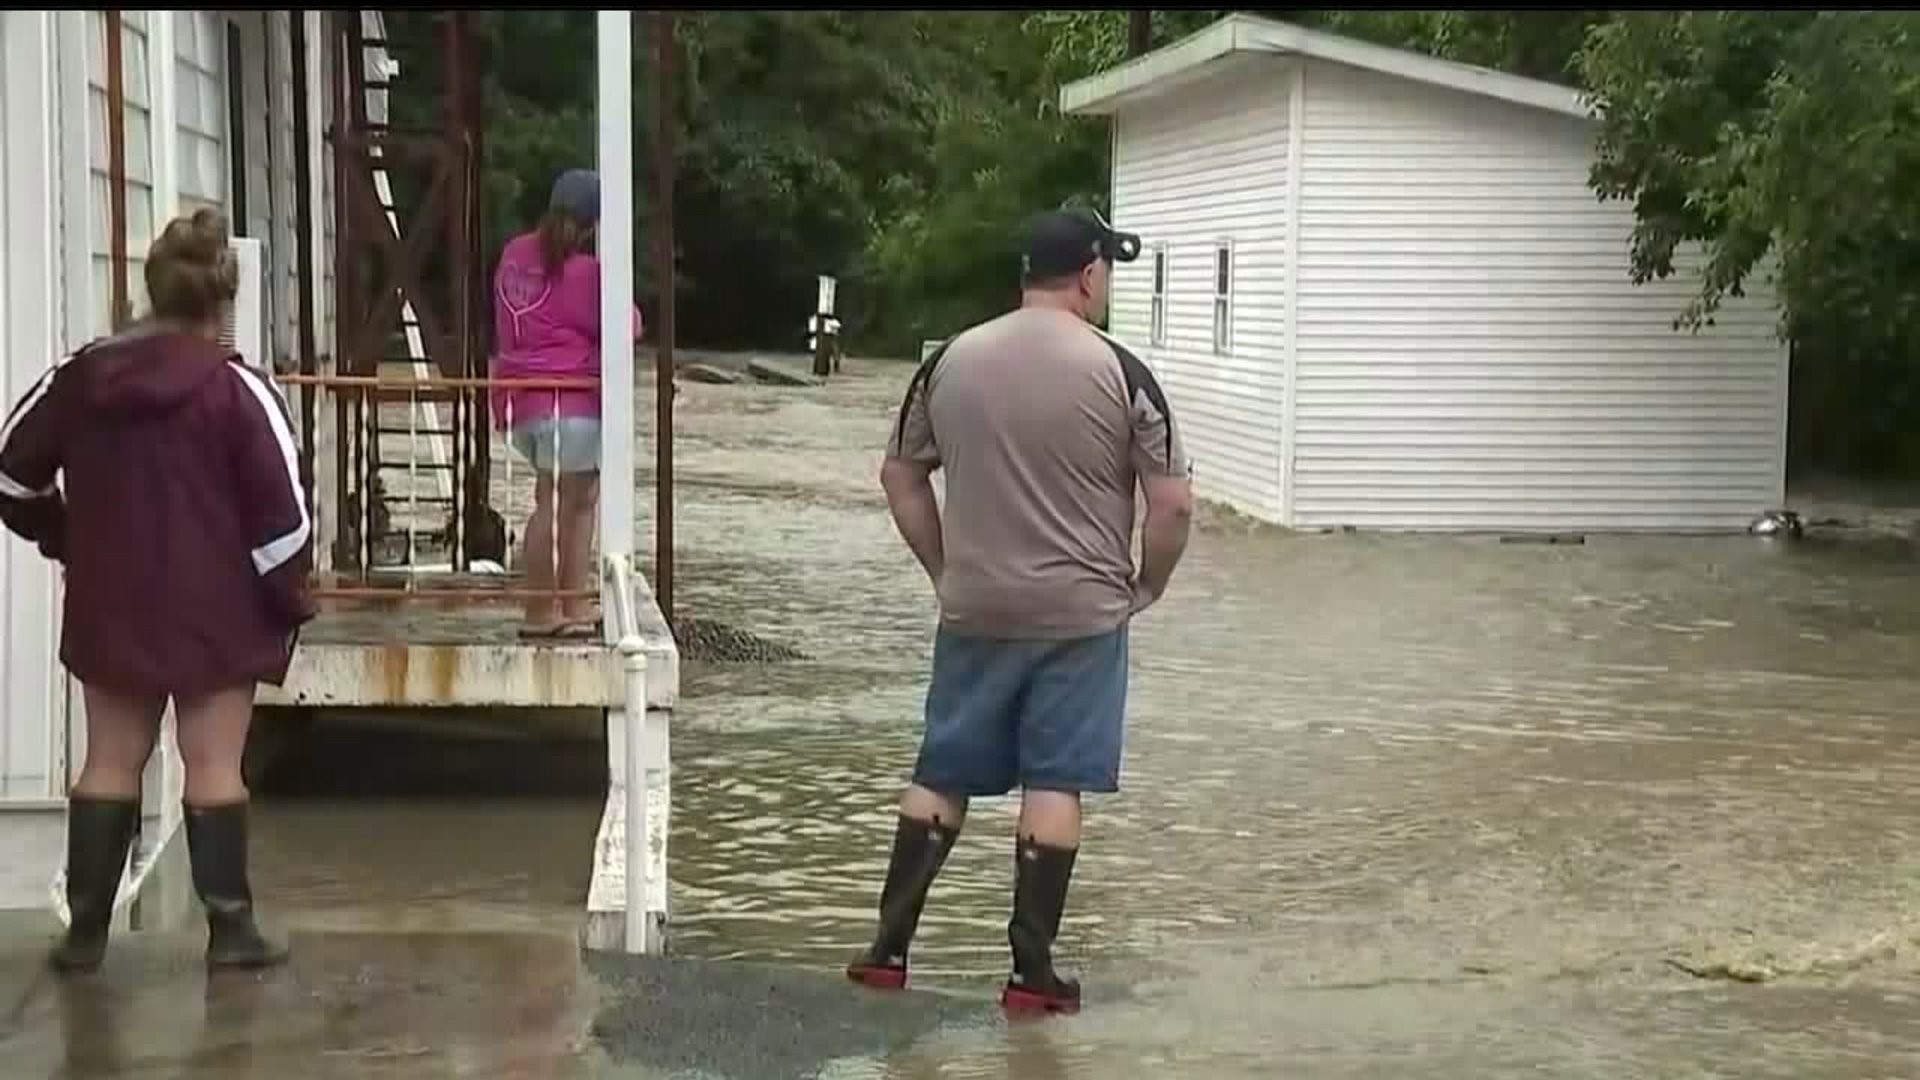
[{"x1": 0, "y1": 209, "x2": 314, "y2": 974}]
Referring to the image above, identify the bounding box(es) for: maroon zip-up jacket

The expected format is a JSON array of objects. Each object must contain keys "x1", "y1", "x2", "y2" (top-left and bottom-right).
[{"x1": 0, "y1": 326, "x2": 315, "y2": 698}]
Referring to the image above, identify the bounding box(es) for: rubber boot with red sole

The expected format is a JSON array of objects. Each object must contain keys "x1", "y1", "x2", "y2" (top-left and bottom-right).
[
  {"x1": 999, "y1": 835, "x2": 1082, "y2": 1015},
  {"x1": 845, "y1": 814, "x2": 960, "y2": 991}
]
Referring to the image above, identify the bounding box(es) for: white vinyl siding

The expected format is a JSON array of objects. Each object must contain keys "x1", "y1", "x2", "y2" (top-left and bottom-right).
[
  {"x1": 173, "y1": 11, "x2": 226, "y2": 217},
  {"x1": 1290, "y1": 60, "x2": 1787, "y2": 532},
  {"x1": 87, "y1": 10, "x2": 156, "y2": 336},
  {"x1": 1110, "y1": 60, "x2": 1291, "y2": 520}
]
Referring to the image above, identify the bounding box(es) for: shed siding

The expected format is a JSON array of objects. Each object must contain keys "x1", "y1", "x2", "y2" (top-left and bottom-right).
[
  {"x1": 1291, "y1": 61, "x2": 1787, "y2": 532},
  {"x1": 1110, "y1": 61, "x2": 1291, "y2": 519}
]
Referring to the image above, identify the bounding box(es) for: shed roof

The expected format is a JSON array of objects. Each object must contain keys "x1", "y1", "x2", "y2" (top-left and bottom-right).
[{"x1": 1059, "y1": 14, "x2": 1591, "y2": 120}]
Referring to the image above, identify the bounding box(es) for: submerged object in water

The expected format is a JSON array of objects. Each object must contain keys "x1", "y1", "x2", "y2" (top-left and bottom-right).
[{"x1": 1749, "y1": 509, "x2": 1804, "y2": 539}]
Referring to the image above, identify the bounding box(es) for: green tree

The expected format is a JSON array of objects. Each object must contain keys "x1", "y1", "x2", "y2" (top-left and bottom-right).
[{"x1": 1579, "y1": 10, "x2": 1920, "y2": 474}]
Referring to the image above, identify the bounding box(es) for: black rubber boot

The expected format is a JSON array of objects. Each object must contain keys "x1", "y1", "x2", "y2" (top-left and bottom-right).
[
  {"x1": 184, "y1": 801, "x2": 289, "y2": 970},
  {"x1": 845, "y1": 814, "x2": 961, "y2": 990},
  {"x1": 48, "y1": 796, "x2": 141, "y2": 975},
  {"x1": 1000, "y1": 835, "x2": 1082, "y2": 1015}
]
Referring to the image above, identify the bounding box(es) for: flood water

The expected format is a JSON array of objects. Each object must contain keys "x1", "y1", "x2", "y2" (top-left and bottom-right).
[{"x1": 6, "y1": 355, "x2": 1920, "y2": 1077}]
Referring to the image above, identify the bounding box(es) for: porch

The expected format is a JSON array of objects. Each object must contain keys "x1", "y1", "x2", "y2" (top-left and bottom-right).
[{"x1": 255, "y1": 8, "x2": 678, "y2": 956}]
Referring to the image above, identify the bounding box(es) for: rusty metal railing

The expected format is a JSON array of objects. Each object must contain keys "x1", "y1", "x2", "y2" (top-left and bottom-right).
[{"x1": 275, "y1": 372, "x2": 604, "y2": 609}]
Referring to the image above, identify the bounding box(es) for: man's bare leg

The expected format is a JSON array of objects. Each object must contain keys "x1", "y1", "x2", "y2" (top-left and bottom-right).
[{"x1": 1016, "y1": 789, "x2": 1079, "y2": 850}]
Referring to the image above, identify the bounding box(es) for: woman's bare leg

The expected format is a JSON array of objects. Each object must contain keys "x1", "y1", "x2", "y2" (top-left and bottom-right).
[
  {"x1": 174, "y1": 686, "x2": 256, "y2": 808},
  {"x1": 557, "y1": 470, "x2": 601, "y2": 623},
  {"x1": 74, "y1": 685, "x2": 165, "y2": 799},
  {"x1": 522, "y1": 473, "x2": 560, "y2": 628}
]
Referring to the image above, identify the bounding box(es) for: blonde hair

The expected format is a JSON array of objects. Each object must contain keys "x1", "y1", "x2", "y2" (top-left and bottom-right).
[{"x1": 144, "y1": 208, "x2": 239, "y2": 325}]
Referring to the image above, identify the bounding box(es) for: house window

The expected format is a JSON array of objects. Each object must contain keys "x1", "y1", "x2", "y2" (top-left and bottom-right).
[
  {"x1": 225, "y1": 20, "x2": 248, "y2": 232},
  {"x1": 175, "y1": 11, "x2": 228, "y2": 215},
  {"x1": 1149, "y1": 245, "x2": 1168, "y2": 347},
  {"x1": 1212, "y1": 242, "x2": 1233, "y2": 355}
]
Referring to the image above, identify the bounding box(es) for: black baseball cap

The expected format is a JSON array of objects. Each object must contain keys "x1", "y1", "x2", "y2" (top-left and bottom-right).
[{"x1": 1021, "y1": 206, "x2": 1142, "y2": 281}]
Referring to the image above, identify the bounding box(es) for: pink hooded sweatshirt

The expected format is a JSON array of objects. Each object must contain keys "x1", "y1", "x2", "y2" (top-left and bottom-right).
[{"x1": 489, "y1": 230, "x2": 643, "y2": 429}]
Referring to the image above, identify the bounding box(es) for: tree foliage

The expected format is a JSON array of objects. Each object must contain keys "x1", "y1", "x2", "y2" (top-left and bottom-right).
[
  {"x1": 378, "y1": 9, "x2": 1920, "y2": 478},
  {"x1": 1580, "y1": 10, "x2": 1920, "y2": 473}
]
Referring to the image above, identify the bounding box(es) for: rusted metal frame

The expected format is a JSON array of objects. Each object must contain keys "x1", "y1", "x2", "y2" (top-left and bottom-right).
[
  {"x1": 443, "y1": 13, "x2": 472, "y2": 382},
  {"x1": 360, "y1": 385, "x2": 377, "y2": 573},
  {"x1": 653, "y1": 11, "x2": 678, "y2": 623},
  {"x1": 280, "y1": 373, "x2": 599, "y2": 390},
  {"x1": 328, "y1": 11, "x2": 361, "y2": 568},
  {"x1": 288, "y1": 372, "x2": 598, "y2": 605},
  {"x1": 461, "y1": 11, "x2": 490, "y2": 569},
  {"x1": 338, "y1": 142, "x2": 456, "y2": 370},
  {"x1": 313, "y1": 586, "x2": 600, "y2": 603},
  {"x1": 104, "y1": 11, "x2": 131, "y2": 331},
  {"x1": 445, "y1": 13, "x2": 475, "y2": 567},
  {"x1": 338, "y1": 12, "x2": 384, "y2": 579}
]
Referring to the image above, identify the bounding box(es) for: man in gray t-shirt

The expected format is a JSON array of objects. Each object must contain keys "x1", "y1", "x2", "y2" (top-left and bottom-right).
[{"x1": 846, "y1": 207, "x2": 1195, "y2": 1014}]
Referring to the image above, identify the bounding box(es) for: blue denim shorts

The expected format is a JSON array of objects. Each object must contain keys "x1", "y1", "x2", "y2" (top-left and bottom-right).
[
  {"x1": 911, "y1": 624, "x2": 1130, "y2": 797},
  {"x1": 509, "y1": 415, "x2": 602, "y2": 475}
]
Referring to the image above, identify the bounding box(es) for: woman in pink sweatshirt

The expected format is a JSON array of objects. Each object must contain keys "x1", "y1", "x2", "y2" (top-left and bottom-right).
[{"x1": 491, "y1": 169, "x2": 641, "y2": 637}]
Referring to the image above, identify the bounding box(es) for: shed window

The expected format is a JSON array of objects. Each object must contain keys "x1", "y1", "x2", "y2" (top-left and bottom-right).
[
  {"x1": 1212, "y1": 243, "x2": 1233, "y2": 355},
  {"x1": 1149, "y1": 245, "x2": 1167, "y2": 347}
]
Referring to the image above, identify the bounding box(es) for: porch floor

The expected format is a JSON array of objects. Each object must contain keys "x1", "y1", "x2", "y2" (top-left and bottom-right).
[
  {"x1": 256, "y1": 573, "x2": 678, "y2": 712},
  {"x1": 300, "y1": 600, "x2": 563, "y2": 647}
]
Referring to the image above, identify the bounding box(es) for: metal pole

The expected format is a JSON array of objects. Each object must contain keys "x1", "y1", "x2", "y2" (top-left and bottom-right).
[
  {"x1": 651, "y1": 10, "x2": 676, "y2": 625},
  {"x1": 1128, "y1": 11, "x2": 1153, "y2": 58},
  {"x1": 104, "y1": 11, "x2": 130, "y2": 331}
]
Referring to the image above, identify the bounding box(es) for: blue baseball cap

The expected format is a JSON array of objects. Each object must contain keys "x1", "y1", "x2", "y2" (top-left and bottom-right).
[{"x1": 549, "y1": 169, "x2": 601, "y2": 226}]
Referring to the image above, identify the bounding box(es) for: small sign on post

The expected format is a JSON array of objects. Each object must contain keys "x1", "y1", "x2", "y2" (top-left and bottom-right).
[{"x1": 809, "y1": 274, "x2": 842, "y2": 377}]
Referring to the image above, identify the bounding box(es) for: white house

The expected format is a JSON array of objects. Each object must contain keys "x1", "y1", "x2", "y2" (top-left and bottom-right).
[
  {"x1": 0, "y1": 8, "x2": 346, "y2": 920},
  {"x1": 2, "y1": 9, "x2": 669, "y2": 958},
  {"x1": 1062, "y1": 15, "x2": 1790, "y2": 533}
]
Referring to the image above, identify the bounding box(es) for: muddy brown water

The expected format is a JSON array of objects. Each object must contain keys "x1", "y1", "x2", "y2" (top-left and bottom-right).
[{"x1": 5, "y1": 355, "x2": 1920, "y2": 1077}]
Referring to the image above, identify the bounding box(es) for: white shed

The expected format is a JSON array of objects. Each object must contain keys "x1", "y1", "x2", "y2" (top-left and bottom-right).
[
  {"x1": 1061, "y1": 15, "x2": 1790, "y2": 533},
  {"x1": 0, "y1": 9, "x2": 343, "y2": 918}
]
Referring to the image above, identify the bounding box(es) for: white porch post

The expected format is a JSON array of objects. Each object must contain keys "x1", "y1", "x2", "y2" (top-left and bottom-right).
[
  {"x1": 148, "y1": 10, "x2": 179, "y2": 220},
  {"x1": 595, "y1": 9, "x2": 662, "y2": 956},
  {"x1": 55, "y1": 10, "x2": 93, "y2": 789},
  {"x1": 596, "y1": 10, "x2": 635, "y2": 564},
  {"x1": 0, "y1": 10, "x2": 65, "y2": 800}
]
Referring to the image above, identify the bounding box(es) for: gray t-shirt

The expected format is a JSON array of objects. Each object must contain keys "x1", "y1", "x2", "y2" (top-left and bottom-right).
[{"x1": 887, "y1": 307, "x2": 1187, "y2": 639}]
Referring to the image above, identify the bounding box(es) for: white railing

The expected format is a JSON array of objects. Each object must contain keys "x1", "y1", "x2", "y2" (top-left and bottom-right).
[{"x1": 602, "y1": 552, "x2": 659, "y2": 955}]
